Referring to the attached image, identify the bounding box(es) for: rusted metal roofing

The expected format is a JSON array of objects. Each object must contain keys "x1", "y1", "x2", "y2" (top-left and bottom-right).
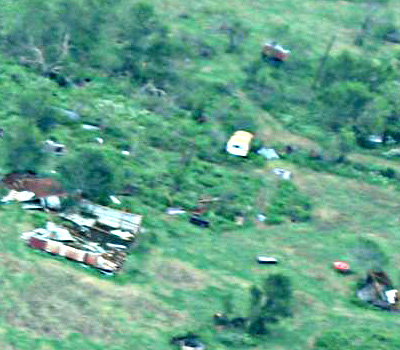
[{"x1": 2, "y1": 173, "x2": 65, "y2": 198}]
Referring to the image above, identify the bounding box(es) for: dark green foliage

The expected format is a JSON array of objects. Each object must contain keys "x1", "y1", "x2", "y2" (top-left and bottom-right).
[
  {"x1": 18, "y1": 90, "x2": 58, "y2": 132},
  {"x1": 320, "y1": 81, "x2": 373, "y2": 131},
  {"x1": 57, "y1": 146, "x2": 115, "y2": 202},
  {"x1": 0, "y1": 122, "x2": 46, "y2": 173},
  {"x1": 351, "y1": 238, "x2": 389, "y2": 271},
  {"x1": 321, "y1": 51, "x2": 395, "y2": 91},
  {"x1": 267, "y1": 181, "x2": 312, "y2": 223},
  {"x1": 109, "y1": 2, "x2": 177, "y2": 86},
  {"x1": 248, "y1": 274, "x2": 292, "y2": 335}
]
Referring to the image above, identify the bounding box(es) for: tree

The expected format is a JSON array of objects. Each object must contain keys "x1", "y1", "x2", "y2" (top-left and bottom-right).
[
  {"x1": 321, "y1": 81, "x2": 374, "y2": 131},
  {"x1": 109, "y1": 1, "x2": 176, "y2": 86},
  {"x1": 0, "y1": 122, "x2": 46, "y2": 173},
  {"x1": 248, "y1": 274, "x2": 292, "y2": 335},
  {"x1": 18, "y1": 90, "x2": 58, "y2": 132},
  {"x1": 57, "y1": 147, "x2": 115, "y2": 202}
]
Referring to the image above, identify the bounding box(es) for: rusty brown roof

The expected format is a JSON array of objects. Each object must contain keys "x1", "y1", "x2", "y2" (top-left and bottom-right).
[{"x1": 2, "y1": 173, "x2": 66, "y2": 198}]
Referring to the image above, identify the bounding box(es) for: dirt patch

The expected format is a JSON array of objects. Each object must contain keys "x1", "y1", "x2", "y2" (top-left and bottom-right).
[
  {"x1": 315, "y1": 206, "x2": 342, "y2": 223},
  {"x1": 153, "y1": 258, "x2": 206, "y2": 290}
]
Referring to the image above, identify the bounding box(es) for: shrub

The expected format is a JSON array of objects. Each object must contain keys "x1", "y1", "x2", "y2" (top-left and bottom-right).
[{"x1": 268, "y1": 181, "x2": 312, "y2": 223}]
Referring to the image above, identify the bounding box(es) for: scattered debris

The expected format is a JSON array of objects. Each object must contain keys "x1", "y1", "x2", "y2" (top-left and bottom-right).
[
  {"x1": 189, "y1": 215, "x2": 210, "y2": 228},
  {"x1": 54, "y1": 107, "x2": 81, "y2": 120},
  {"x1": 171, "y1": 335, "x2": 205, "y2": 350},
  {"x1": 257, "y1": 256, "x2": 278, "y2": 264},
  {"x1": 109, "y1": 195, "x2": 121, "y2": 205},
  {"x1": 262, "y1": 41, "x2": 290, "y2": 61},
  {"x1": 271, "y1": 168, "x2": 291, "y2": 180},
  {"x1": 226, "y1": 130, "x2": 254, "y2": 157},
  {"x1": 257, "y1": 214, "x2": 266, "y2": 222},
  {"x1": 82, "y1": 124, "x2": 100, "y2": 131},
  {"x1": 1, "y1": 190, "x2": 35, "y2": 203},
  {"x1": 333, "y1": 261, "x2": 351, "y2": 274},
  {"x1": 384, "y1": 29, "x2": 400, "y2": 44},
  {"x1": 95, "y1": 137, "x2": 104, "y2": 145},
  {"x1": 367, "y1": 135, "x2": 383, "y2": 145},
  {"x1": 81, "y1": 200, "x2": 142, "y2": 232},
  {"x1": 59, "y1": 212, "x2": 96, "y2": 227},
  {"x1": 2, "y1": 173, "x2": 66, "y2": 198},
  {"x1": 357, "y1": 271, "x2": 399, "y2": 311},
  {"x1": 285, "y1": 145, "x2": 298, "y2": 154},
  {"x1": 21, "y1": 199, "x2": 143, "y2": 273},
  {"x1": 1, "y1": 173, "x2": 65, "y2": 211},
  {"x1": 257, "y1": 147, "x2": 280, "y2": 160},
  {"x1": 166, "y1": 207, "x2": 186, "y2": 215},
  {"x1": 109, "y1": 229, "x2": 134, "y2": 241},
  {"x1": 44, "y1": 140, "x2": 66, "y2": 155},
  {"x1": 45, "y1": 222, "x2": 75, "y2": 241},
  {"x1": 40, "y1": 196, "x2": 62, "y2": 210},
  {"x1": 235, "y1": 215, "x2": 244, "y2": 226}
]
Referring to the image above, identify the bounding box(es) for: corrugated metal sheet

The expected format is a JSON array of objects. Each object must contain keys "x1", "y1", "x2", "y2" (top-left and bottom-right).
[
  {"x1": 45, "y1": 240, "x2": 62, "y2": 255},
  {"x1": 29, "y1": 236, "x2": 48, "y2": 250},
  {"x1": 81, "y1": 200, "x2": 142, "y2": 233},
  {"x1": 64, "y1": 246, "x2": 86, "y2": 262},
  {"x1": 85, "y1": 252, "x2": 100, "y2": 267}
]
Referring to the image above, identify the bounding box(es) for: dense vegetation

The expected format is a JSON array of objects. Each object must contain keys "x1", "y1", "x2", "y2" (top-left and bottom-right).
[{"x1": 1, "y1": 0, "x2": 400, "y2": 349}]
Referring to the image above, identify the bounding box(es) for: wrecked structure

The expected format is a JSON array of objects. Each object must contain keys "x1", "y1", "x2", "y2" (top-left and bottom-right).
[
  {"x1": 1, "y1": 173, "x2": 66, "y2": 210},
  {"x1": 357, "y1": 271, "x2": 399, "y2": 311},
  {"x1": 21, "y1": 201, "x2": 143, "y2": 273},
  {"x1": 262, "y1": 41, "x2": 290, "y2": 61}
]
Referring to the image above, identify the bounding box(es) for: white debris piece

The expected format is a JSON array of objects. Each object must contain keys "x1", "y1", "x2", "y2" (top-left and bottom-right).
[
  {"x1": 59, "y1": 213, "x2": 96, "y2": 227},
  {"x1": 110, "y1": 229, "x2": 134, "y2": 240},
  {"x1": 257, "y1": 256, "x2": 278, "y2": 264},
  {"x1": 386, "y1": 289, "x2": 398, "y2": 304},
  {"x1": 166, "y1": 207, "x2": 186, "y2": 215},
  {"x1": 109, "y1": 195, "x2": 121, "y2": 205},
  {"x1": 41, "y1": 196, "x2": 61, "y2": 210},
  {"x1": 95, "y1": 137, "x2": 104, "y2": 145},
  {"x1": 82, "y1": 124, "x2": 100, "y2": 131},
  {"x1": 20, "y1": 228, "x2": 48, "y2": 240},
  {"x1": 257, "y1": 148, "x2": 280, "y2": 160},
  {"x1": 257, "y1": 214, "x2": 266, "y2": 222},
  {"x1": 46, "y1": 222, "x2": 75, "y2": 241},
  {"x1": 1, "y1": 190, "x2": 35, "y2": 203},
  {"x1": 271, "y1": 168, "x2": 291, "y2": 180},
  {"x1": 121, "y1": 150, "x2": 130, "y2": 156}
]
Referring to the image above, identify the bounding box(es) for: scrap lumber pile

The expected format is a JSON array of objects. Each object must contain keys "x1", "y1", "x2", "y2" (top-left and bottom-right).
[
  {"x1": 357, "y1": 271, "x2": 399, "y2": 311},
  {"x1": 21, "y1": 201, "x2": 143, "y2": 273}
]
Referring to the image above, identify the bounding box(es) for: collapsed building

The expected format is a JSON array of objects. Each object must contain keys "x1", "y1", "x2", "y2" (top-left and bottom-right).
[
  {"x1": 357, "y1": 271, "x2": 399, "y2": 311},
  {"x1": 21, "y1": 201, "x2": 143, "y2": 273},
  {"x1": 1, "y1": 173, "x2": 65, "y2": 210}
]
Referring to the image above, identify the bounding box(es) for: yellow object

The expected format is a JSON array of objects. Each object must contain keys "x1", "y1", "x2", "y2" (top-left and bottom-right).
[{"x1": 226, "y1": 130, "x2": 254, "y2": 157}]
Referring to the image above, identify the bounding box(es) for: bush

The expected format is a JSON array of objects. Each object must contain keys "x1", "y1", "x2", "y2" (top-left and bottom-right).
[{"x1": 268, "y1": 181, "x2": 312, "y2": 223}]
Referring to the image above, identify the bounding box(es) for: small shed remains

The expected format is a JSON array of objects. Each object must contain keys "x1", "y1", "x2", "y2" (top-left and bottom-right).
[
  {"x1": 226, "y1": 130, "x2": 254, "y2": 157},
  {"x1": 44, "y1": 140, "x2": 66, "y2": 155},
  {"x1": 357, "y1": 271, "x2": 399, "y2": 311},
  {"x1": 262, "y1": 41, "x2": 290, "y2": 61}
]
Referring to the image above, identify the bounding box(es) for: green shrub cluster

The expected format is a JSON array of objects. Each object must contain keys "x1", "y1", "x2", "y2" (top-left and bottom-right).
[{"x1": 267, "y1": 181, "x2": 312, "y2": 224}]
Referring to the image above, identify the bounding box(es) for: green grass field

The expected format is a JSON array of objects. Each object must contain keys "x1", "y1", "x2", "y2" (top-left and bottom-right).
[{"x1": 1, "y1": 0, "x2": 400, "y2": 349}]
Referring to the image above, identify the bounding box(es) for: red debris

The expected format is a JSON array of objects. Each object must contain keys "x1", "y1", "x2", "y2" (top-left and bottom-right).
[{"x1": 333, "y1": 261, "x2": 350, "y2": 273}]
